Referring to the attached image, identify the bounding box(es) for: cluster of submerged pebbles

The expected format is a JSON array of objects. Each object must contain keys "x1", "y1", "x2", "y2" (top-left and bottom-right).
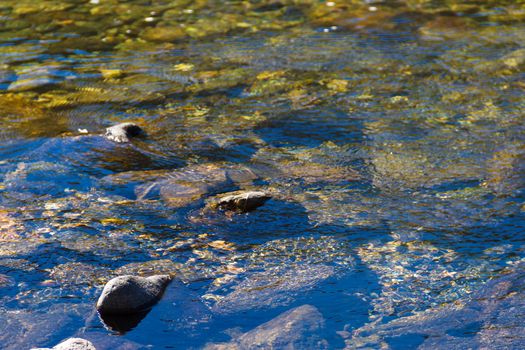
[
  {"x1": 33, "y1": 122, "x2": 285, "y2": 350},
  {"x1": 15, "y1": 116, "x2": 521, "y2": 349}
]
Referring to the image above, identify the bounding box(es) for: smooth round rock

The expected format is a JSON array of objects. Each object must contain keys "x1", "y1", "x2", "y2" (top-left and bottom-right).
[
  {"x1": 105, "y1": 123, "x2": 144, "y2": 143},
  {"x1": 96, "y1": 275, "x2": 171, "y2": 315}
]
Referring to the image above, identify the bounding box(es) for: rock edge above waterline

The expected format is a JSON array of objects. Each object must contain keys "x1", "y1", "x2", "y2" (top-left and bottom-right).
[
  {"x1": 96, "y1": 274, "x2": 171, "y2": 315},
  {"x1": 209, "y1": 190, "x2": 272, "y2": 213},
  {"x1": 105, "y1": 123, "x2": 144, "y2": 143},
  {"x1": 31, "y1": 337, "x2": 96, "y2": 350}
]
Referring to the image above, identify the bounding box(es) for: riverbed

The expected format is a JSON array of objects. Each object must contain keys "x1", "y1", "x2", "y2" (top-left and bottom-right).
[{"x1": 0, "y1": 1, "x2": 524, "y2": 349}]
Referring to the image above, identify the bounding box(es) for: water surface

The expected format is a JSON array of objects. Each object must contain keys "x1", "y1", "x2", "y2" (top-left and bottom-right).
[{"x1": 0, "y1": 0, "x2": 524, "y2": 349}]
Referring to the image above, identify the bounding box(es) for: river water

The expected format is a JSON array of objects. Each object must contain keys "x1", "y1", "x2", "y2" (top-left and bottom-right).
[{"x1": 0, "y1": 1, "x2": 524, "y2": 349}]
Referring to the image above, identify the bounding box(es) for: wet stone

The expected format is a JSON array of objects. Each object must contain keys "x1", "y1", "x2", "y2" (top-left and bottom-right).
[
  {"x1": 33, "y1": 337, "x2": 96, "y2": 350},
  {"x1": 0, "y1": 1, "x2": 523, "y2": 348},
  {"x1": 96, "y1": 275, "x2": 171, "y2": 315},
  {"x1": 105, "y1": 123, "x2": 144, "y2": 143},
  {"x1": 69, "y1": 332, "x2": 145, "y2": 350},
  {"x1": 208, "y1": 190, "x2": 272, "y2": 213}
]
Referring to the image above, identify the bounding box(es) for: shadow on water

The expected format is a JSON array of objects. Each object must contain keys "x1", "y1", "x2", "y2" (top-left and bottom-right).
[{"x1": 98, "y1": 310, "x2": 151, "y2": 334}]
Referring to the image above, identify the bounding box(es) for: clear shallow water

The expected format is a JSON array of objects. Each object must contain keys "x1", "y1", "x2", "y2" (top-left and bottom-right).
[{"x1": 0, "y1": 1, "x2": 524, "y2": 349}]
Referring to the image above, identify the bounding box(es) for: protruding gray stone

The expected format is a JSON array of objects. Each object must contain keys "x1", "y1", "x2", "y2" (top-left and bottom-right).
[
  {"x1": 105, "y1": 123, "x2": 144, "y2": 143},
  {"x1": 53, "y1": 338, "x2": 96, "y2": 350},
  {"x1": 96, "y1": 275, "x2": 171, "y2": 315},
  {"x1": 205, "y1": 305, "x2": 328, "y2": 349},
  {"x1": 32, "y1": 337, "x2": 96, "y2": 350},
  {"x1": 210, "y1": 190, "x2": 271, "y2": 212}
]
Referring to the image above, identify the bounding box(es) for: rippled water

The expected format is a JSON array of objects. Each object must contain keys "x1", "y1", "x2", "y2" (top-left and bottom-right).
[{"x1": 0, "y1": 1, "x2": 524, "y2": 349}]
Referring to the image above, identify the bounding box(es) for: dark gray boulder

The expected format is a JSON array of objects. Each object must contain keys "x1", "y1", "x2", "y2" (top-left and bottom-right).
[
  {"x1": 205, "y1": 305, "x2": 328, "y2": 349},
  {"x1": 105, "y1": 123, "x2": 144, "y2": 143},
  {"x1": 96, "y1": 275, "x2": 171, "y2": 315}
]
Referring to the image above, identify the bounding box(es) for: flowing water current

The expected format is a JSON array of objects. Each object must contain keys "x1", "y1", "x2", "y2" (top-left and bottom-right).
[{"x1": 0, "y1": 1, "x2": 524, "y2": 349}]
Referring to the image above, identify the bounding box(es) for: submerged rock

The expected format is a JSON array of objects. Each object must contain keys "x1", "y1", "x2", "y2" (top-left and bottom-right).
[
  {"x1": 105, "y1": 123, "x2": 144, "y2": 143},
  {"x1": 251, "y1": 146, "x2": 361, "y2": 185},
  {"x1": 345, "y1": 264, "x2": 525, "y2": 349},
  {"x1": 8, "y1": 65, "x2": 75, "y2": 92},
  {"x1": 48, "y1": 262, "x2": 110, "y2": 290},
  {"x1": 112, "y1": 259, "x2": 213, "y2": 284},
  {"x1": 135, "y1": 163, "x2": 258, "y2": 207},
  {"x1": 207, "y1": 236, "x2": 354, "y2": 314},
  {"x1": 0, "y1": 68, "x2": 16, "y2": 88},
  {"x1": 96, "y1": 275, "x2": 171, "y2": 315},
  {"x1": 205, "y1": 305, "x2": 328, "y2": 350},
  {"x1": 1, "y1": 303, "x2": 92, "y2": 350},
  {"x1": 211, "y1": 264, "x2": 334, "y2": 314},
  {"x1": 5, "y1": 134, "x2": 172, "y2": 194},
  {"x1": 141, "y1": 26, "x2": 187, "y2": 43},
  {"x1": 484, "y1": 143, "x2": 525, "y2": 196},
  {"x1": 418, "y1": 15, "x2": 477, "y2": 41},
  {"x1": 208, "y1": 190, "x2": 272, "y2": 213},
  {"x1": 498, "y1": 48, "x2": 525, "y2": 70},
  {"x1": 1, "y1": 161, "x2": 85, "y2": 200}
]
